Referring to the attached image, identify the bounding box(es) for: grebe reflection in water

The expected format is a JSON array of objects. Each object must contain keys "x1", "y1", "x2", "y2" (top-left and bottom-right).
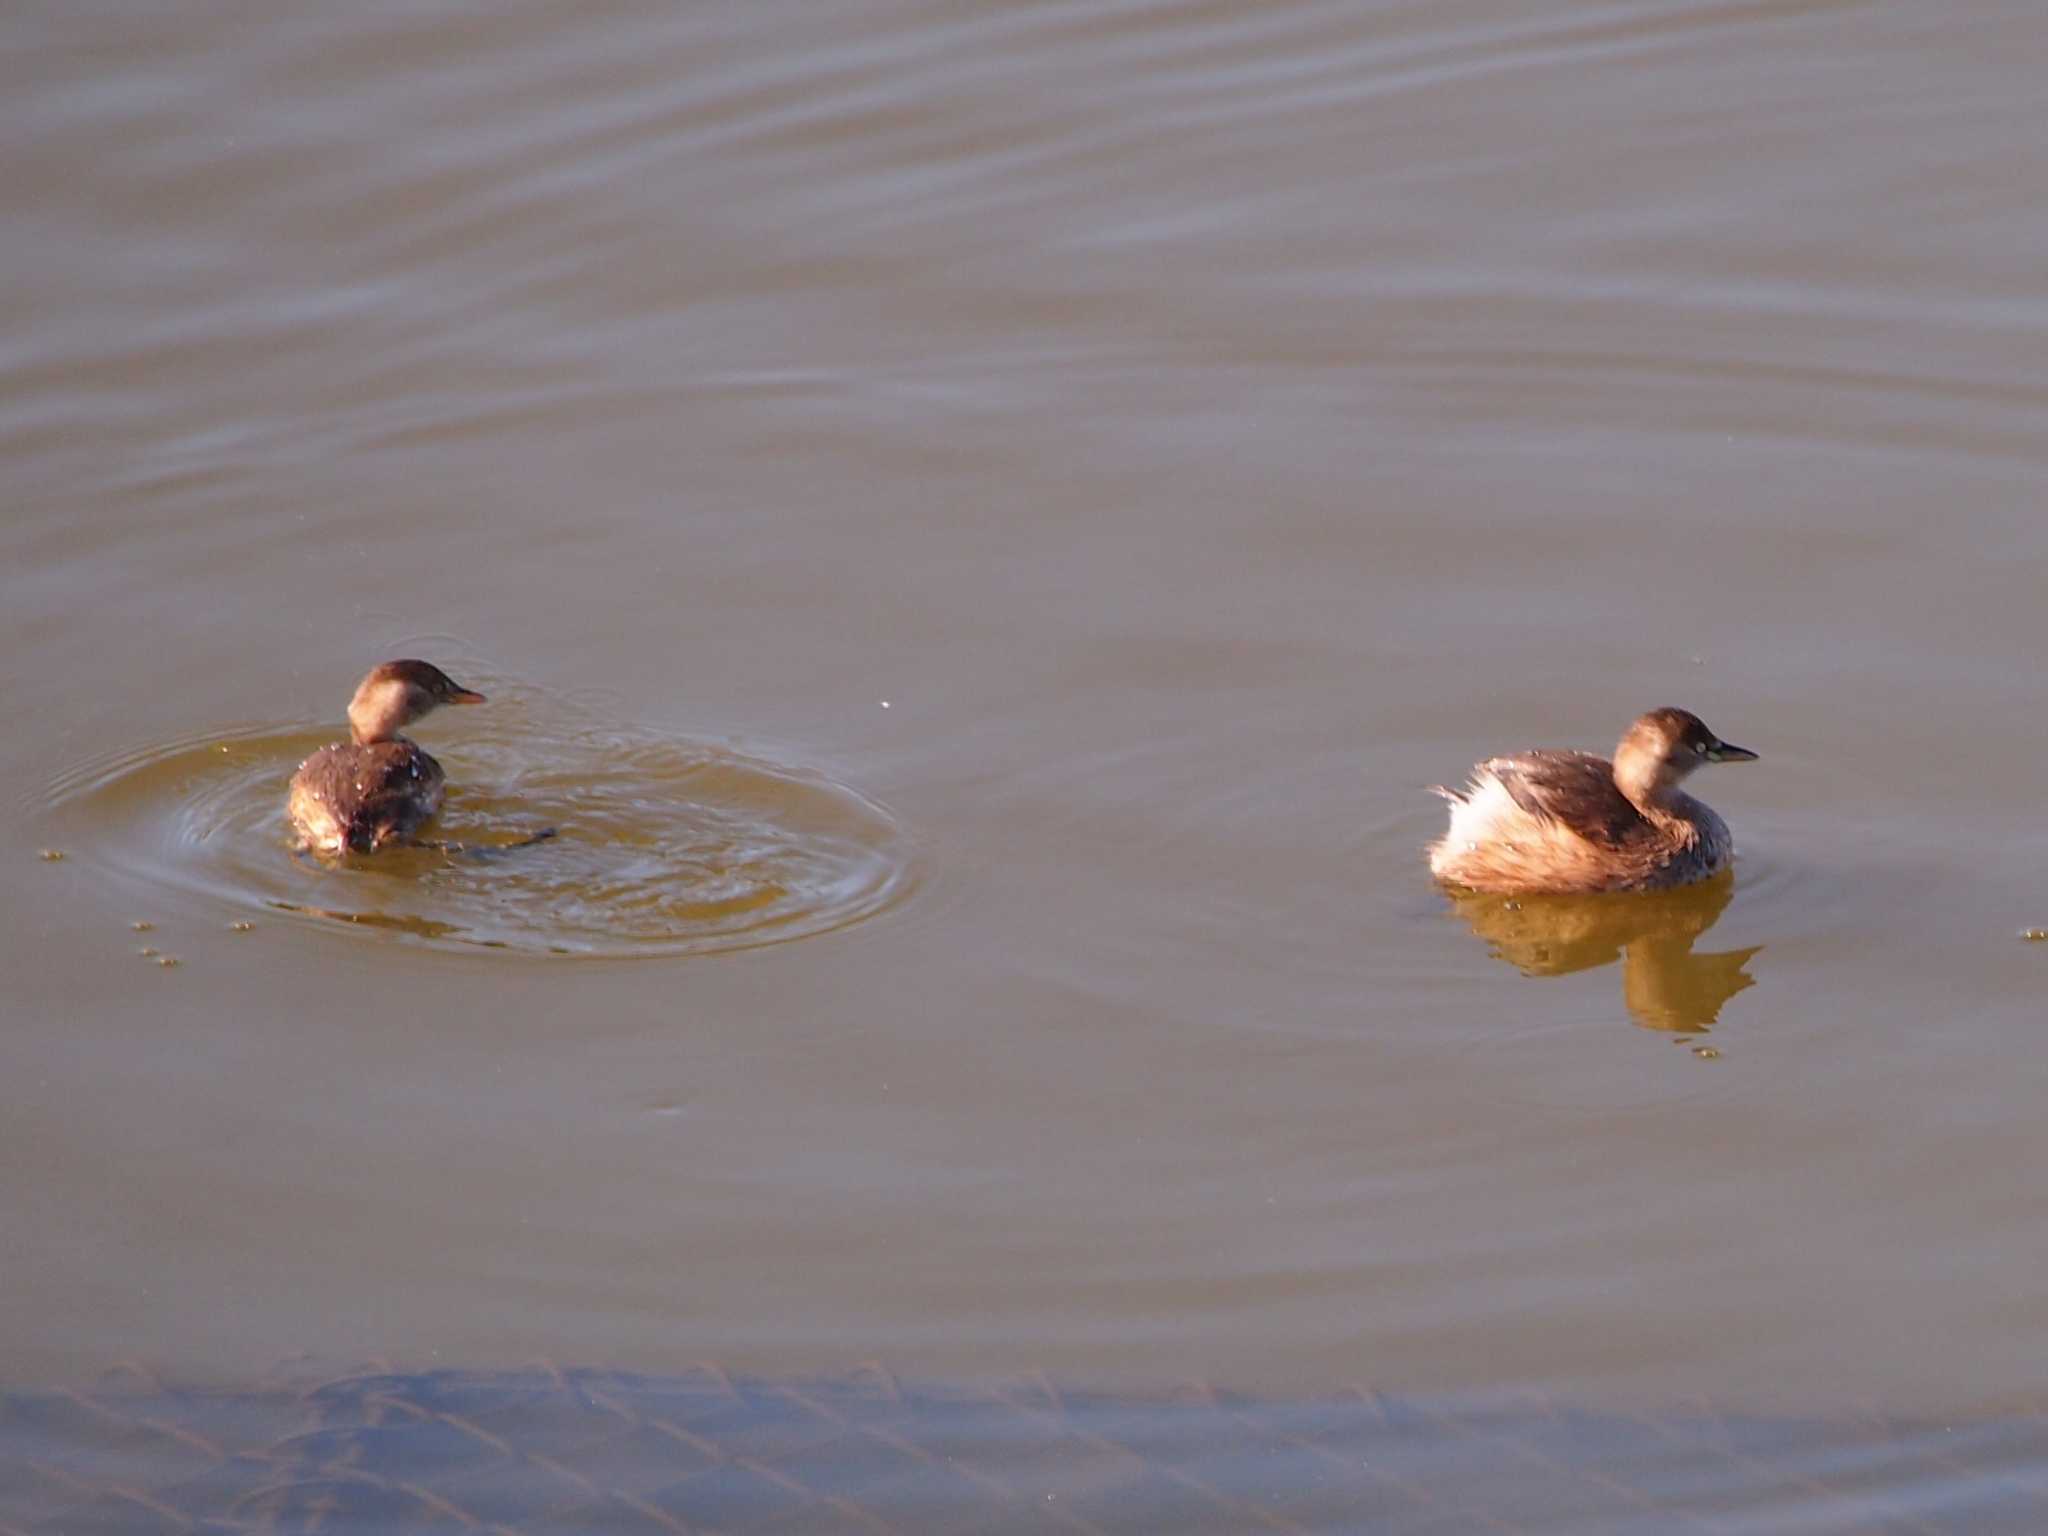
[{"x1": 1443, "y1": 876, "x2": 1760, "y2": 1035}]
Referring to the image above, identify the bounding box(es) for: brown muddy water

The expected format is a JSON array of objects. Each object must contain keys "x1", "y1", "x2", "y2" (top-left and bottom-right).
[{"x1": 5, "y1": 0, "x2": 2048, "y2": 1523}]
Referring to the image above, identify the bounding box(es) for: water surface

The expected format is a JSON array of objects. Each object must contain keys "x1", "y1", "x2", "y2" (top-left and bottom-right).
[{"x1": 5, "y1": 0, "x2": 2048, "y2": 1446}]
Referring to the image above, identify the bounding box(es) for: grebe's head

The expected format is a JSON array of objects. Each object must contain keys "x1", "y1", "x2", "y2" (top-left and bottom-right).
[
  {"x1": 346, "y1": 659, "x2": 486, "y2": 744},
  {"x1": 1614, "y1": 707, "x2": 1756, "y2": 802}
]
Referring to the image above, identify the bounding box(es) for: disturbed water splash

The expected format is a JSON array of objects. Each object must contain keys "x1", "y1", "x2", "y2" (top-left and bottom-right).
[{"x1": 42, "y1": 689, "x2": 915, "y2": 958}]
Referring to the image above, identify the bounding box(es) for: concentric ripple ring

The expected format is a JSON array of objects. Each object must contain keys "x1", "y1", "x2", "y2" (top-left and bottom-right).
[{"x1": 43, "y1": 690, "x2": 916, "y2": 958}]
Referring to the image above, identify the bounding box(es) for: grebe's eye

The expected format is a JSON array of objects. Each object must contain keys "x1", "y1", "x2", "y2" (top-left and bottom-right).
[{"x1": 1692, "y1": 740, "x2": 1707, "y2": 755}]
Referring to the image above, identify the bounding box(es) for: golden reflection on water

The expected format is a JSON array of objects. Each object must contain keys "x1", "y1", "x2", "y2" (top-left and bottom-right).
[{"x1": 1442, "y1": 875, "x2": 1760, "y2": 1035}]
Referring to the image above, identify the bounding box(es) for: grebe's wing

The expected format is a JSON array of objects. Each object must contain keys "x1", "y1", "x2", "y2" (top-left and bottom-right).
[
  {"x1": 360, "y1": 740, "x2": 442, "y2": 799},
  {"x1": 1484, "y1": 750, "x2": 1644, "y2": 847}
]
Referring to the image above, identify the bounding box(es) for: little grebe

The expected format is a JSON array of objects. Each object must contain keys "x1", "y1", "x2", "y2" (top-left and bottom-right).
[
  {"x1": 1427, "y1": 707, "x2": 1757, "y2": 894},
  {"x1": 287, "y1": 660, "x2": 485, "y2": 854}
]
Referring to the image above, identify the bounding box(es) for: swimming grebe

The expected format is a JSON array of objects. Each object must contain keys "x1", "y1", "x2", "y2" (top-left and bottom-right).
[
  {"x1": 1427, "y1": 707, "x2": 1757, "y2": 894},
  {"x1": 287, "y1": 660, "x2": 485, "y2": 854}
]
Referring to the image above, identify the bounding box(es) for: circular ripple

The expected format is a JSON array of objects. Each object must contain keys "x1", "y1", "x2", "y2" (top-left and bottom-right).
[{"x1": 44, "y1": 692, "x2": 915, "y2": 958}]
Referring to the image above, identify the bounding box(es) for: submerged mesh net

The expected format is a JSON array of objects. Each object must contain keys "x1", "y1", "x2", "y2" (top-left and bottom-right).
[{"x1": 3, "y1": 1363, "x2": 2044, "y2": 1534}]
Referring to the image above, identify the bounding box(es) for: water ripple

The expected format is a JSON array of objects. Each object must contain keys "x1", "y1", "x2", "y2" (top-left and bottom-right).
[{"x1": 43, "y1": 693, "x2": 915, "y2": 959}]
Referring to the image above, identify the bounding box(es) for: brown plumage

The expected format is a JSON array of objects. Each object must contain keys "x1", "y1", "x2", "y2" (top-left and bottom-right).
[
  {"x1": 286, "y1": 660, "x2": 485, "y2": 855},
  {"x1": 1427, "y1": 707, "x2": 1757, "y2": 894}
]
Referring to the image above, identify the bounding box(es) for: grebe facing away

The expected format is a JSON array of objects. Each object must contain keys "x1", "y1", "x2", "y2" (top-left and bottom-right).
[
  {"x1": 1428, "y1": 708, "x2": 1757, "y2": 895},
  {"x1": 287, "y1": 660, "x2": 485, "y2": 854}
]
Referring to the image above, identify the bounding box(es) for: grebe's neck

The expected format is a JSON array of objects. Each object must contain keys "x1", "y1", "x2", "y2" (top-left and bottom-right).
[
  {"x1": 347, "y1": 679, "x2": 413, "y2": 745},
  {"x1": 1612, "y1": 741, "x2": 1692, "y2": 816}
]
